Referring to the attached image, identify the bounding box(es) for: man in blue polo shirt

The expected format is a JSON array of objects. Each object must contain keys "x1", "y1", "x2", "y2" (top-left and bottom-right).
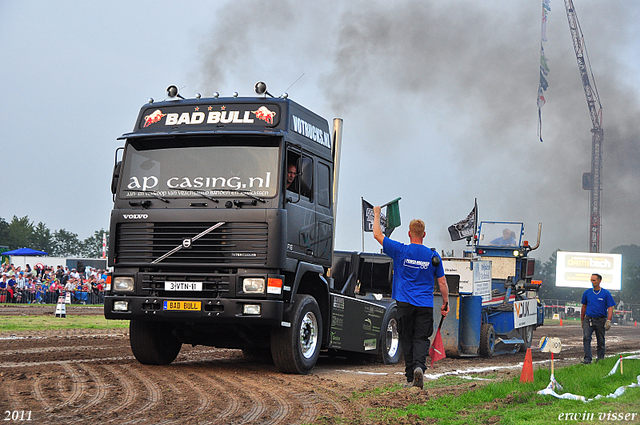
[
  {"x1": 373, "y1": 205, "x2": 449, "y2": 389},
  {"x1": 580, "y1": 273, "x2": 615, "y2": 364}
]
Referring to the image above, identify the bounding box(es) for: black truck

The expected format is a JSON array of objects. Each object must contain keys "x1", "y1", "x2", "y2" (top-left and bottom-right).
[{"x1": 104, "y1": 83, "x2": 401, "y2": 374}]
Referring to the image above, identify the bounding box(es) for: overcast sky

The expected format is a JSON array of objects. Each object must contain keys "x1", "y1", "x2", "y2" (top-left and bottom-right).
[{"x1": 1, "y1": 0, "x2": 639, "y2": 263}]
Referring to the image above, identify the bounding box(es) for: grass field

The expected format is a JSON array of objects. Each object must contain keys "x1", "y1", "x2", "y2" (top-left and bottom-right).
[
  {"x1": 0, "y1": 313, "x2": 129, "y2": 331},
  {"x1": 361, "y1": 356, "x2": 640, "y2": 424}
]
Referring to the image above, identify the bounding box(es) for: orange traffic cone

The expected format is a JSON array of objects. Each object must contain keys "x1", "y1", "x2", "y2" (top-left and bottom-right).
[
  {"x1": 520, "y1": 348, "x2": 534, "y2": 383},
  {"x1": 559, "y1": 317, "x2": 563, "y2": 326},
  {"x1": 635, "y1": 321, "x2": 637, "y2": 327}
]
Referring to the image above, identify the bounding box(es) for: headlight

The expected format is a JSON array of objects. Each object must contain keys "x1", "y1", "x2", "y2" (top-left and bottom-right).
[
  {"x1": 113, "y1": 277, "x2": 134, "y2": 292},
  {"x1": 243, "y1": 304, "x2": 261, "y2": 315},
  {"x1": 113, "y1": 300, "x2": 129, "y2": 311},
  {"x1": 242, "y1": 278, "x2": 265, "y2": 294}
]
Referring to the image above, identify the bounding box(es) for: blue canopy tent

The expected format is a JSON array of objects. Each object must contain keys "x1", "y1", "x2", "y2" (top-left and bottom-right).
[{"x1": 2, "y1": 247, "x2": 49, "y2": 256}]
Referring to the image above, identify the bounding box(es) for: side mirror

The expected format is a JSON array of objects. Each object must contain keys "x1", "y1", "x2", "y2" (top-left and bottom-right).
[{"x1": 111, "y1": 161, "x2": 122, "y2": 195}]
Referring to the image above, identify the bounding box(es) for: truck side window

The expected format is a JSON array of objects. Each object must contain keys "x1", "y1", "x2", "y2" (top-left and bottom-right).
[
  {"x1": 286, "y1": 150, "x2": 312, "y2": 200},
  {"x1": 298, "y1": 157, "x2": 313, "y2": 199},
  {"x1": 285, "y1": 151, "x2": 300, "y2": 193},
  {"x1": 317, "y1": 162, "x2": 331, "y2": 207}
]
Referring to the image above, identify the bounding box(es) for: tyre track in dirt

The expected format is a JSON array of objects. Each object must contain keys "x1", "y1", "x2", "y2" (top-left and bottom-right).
[
  {"x1": 2, "y1": 372, "x2": 24, "y2": 413},
  {"x1": 204, "y1": 368, "x2": 266, "y2": 424},
  {"x1": 2, "y1": 324, "x2": 639, "y2": 424},
  {"x1": 147, "y1": 370, "x2": 212, "y2": 425},
  {"x1": 32, "y1": 371, "x2": 54, "y2": 414},
  {"x1": 232, "y1": 372, "x2": 291, "y2": 424},
  {"x1": 101, "y1": 364, "x2": 139, "y2": 423},
  {"x1": 122, "y1": 366, "x2": 163, "y2": 425},
  {"x1": 239, "y1": 362, "x2": 346, "y2": 423},
  {"x1": 196, "y1": 370, "x2": 243, "y2": 424},
  {"x1": 58, "y1": 363, "x2": 85, "y2": 413},
  {"x1": 72, "y1": 363, "x2": 109, "y2": 422}
]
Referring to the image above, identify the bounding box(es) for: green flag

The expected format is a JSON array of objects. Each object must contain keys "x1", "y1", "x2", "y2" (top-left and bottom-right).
[{"x1": 385, "y1": 198, "x2": 401, "y2": 231}]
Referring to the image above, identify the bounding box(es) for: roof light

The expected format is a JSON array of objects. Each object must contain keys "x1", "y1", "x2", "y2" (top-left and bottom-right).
[
  {"x1": 213, "y1": 92, "x2": 219, "y2": 98},
  {"x1": 254, "y1": 81, "x2": 274, "y2": 98},
  {"x1": 166, "y1": 85, "x2": 184, "y2": 99},
  {"x1": 254, "y1": 81, "x2": 268, "y2": 95}
]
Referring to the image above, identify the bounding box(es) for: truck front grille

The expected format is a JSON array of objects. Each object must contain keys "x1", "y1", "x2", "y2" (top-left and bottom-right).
[{"x1": 115, "y1": 222, "x2": 268, "y2": 265}]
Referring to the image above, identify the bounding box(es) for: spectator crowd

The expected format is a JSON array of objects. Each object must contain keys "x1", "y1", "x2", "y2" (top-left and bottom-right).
[{"x1": 0, "y1": 263, "x2": 106, "y2": 305}]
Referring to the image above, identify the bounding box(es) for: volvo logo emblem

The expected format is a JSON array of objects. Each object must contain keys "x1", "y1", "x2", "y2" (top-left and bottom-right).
[{"x1": 182, "y1": 238, "x2": 192, "y2": 249}]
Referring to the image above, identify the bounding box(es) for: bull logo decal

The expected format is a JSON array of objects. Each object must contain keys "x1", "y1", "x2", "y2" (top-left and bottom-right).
[
  {"x1": 143, "y1": 109, "x2": 167, "y2": 127},
  {"x1": 252, "y1": 106, "x2": 276, "y2": 124}
]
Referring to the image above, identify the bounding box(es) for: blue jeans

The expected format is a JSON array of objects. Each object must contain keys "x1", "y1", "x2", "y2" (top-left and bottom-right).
[
  {"x1": 397, "y1": 302, "x2": 433, "y2": 381},
  {"x1": 583, "y1": 316, "x2": 606, "y2": 362}
]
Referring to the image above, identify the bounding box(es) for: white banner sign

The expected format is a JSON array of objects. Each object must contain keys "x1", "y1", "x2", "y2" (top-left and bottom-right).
[
  {"x1": 555, "y1": 251, "x2": 622, "y2": 290},
  {"x1": 514, "y1": 299, "x2": 537, "y2": 328}
]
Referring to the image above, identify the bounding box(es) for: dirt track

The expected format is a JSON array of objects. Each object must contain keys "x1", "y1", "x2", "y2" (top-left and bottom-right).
[{"x1": 1, "y1": 307, "x2": 639, "y2": 424}]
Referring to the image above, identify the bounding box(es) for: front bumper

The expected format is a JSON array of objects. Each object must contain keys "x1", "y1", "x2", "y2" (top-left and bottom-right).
[{"x1": 104, "y1": 295, "x2": 284, "y2": 326}]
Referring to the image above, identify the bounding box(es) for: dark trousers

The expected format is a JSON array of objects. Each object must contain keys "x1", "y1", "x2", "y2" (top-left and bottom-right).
[
  {"x1": 583, "y1": 316, "x2": 606, "y2": 362},
  {"x1": 397, "y1": 301, "x2": 433, "y2": 381}
]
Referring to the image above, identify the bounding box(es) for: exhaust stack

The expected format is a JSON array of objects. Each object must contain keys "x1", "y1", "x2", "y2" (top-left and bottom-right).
[{"x1": 331, "y1": 118, "x2": 344, "y2": 262}]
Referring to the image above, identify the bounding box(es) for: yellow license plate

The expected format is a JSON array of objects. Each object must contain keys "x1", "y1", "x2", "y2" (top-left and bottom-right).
[{"x1": 163, "y1": 300, "x2": 201, "y2": 311}]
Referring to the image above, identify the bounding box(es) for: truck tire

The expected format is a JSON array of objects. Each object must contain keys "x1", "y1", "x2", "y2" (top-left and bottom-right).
[
  {"x1": 479, "y1": 323, "x2": 495, "y2": 358},
  {"x1": 518, "y1": 325, "x2": 534, "y2": 352},
  {"x1": 380, "y1": 306, "x2": 401, "y2": 365},
  {"x1": 271, "y1": 294, "x2": 322, "y2": 374},
  {"x1": 129, "y1": 320, "x2": 182, "y2": 365}
]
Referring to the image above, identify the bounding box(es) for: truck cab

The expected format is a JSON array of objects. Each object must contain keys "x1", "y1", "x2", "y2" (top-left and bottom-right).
[{"x1": 104, "y1": 84, "x2": 399, "y2": 373}]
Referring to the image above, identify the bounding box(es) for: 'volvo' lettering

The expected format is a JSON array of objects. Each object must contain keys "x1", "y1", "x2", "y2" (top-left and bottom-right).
[{"x1": 123, "y1": 214, "x2": 149, "y2": 220}]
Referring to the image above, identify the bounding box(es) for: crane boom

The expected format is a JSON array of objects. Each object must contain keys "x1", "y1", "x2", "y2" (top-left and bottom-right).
[{"x1": 564, "y1": 0, "x2": 603, "y2": 253}]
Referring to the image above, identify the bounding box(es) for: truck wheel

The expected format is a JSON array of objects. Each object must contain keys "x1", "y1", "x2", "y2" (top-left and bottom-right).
[
  {"x1": 380, "y1": 306, "x2": 401, "y2": 365},
  {"x1": 518, "y1": 325, "x2": 534, "y2": 352},
  {"x1": 129, "y1": 320, "x2": 182, "y2": 365},
  {"x1": 271, "y1": 294, "x2": 322, "y2": 374},
  {"x1": 479, "y1": 323, "x2": 495, "y2": 358}
]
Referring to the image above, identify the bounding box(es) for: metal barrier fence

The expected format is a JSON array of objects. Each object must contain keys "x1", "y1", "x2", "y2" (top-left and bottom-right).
[
  {"x1": 0, "y1": 289, "x2": 105, "y2": 305},
  {"x1": 543, "y1": 299, "x2": 638, "y2": 325}
]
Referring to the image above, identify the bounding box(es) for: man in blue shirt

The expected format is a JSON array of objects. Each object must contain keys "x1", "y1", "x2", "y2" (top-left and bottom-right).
[
  {"x1": 490, "y1": 228, "x2": 517, "y2": 246},
  {"x1": 580, "y1": 273, "x2": 615, "y2": 364},
  {"x1": 373, "y1": 205, "x2": 449, "y2": 389}
]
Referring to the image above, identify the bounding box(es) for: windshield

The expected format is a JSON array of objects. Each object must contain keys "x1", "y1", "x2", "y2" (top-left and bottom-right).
[
  {"x1": 119, "y1": 138, "x2": 279, "y2": 199},
  {"x1": 477, "y1": 222, "x2": 523, "y2": 248}
]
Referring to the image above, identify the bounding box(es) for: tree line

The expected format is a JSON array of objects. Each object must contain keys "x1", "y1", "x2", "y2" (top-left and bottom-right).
[
  {"x1": 534, "y1": 244, "x2": 640, "y2": 306},
  {"x1": 2, "y1": 213, "x2": 639, "y2": 306},
  {"x1": 0, "y1": 215, "x2": 108, "y2": 258}
]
